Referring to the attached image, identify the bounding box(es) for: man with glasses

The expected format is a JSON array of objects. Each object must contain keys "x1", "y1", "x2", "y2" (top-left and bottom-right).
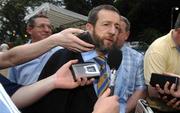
[
  {"x1": 7, "y1": 14, "x2": 93, "y2": 86},
  {"x1": 7, "y1": 15, "x2": 64, "y2": 85}
]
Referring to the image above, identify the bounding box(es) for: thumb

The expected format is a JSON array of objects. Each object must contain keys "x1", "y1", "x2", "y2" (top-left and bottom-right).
[
  {"x1": 100, "y1": 88, "x2": 111, "y2": 98},
  {"x1": 66, "y1": 59, "x2": 78, "y2": 67},
  {"x1": 69, "y1": 28, "x2": 84, "y2": 34}
]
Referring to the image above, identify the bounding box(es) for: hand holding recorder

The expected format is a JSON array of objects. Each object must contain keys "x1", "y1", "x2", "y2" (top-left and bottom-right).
[
  {"x1": 150, "y1": 73, "x2": 179, "y2": 89},
  {"x1": 150, "y1": 73, "x2": 180, "y2": 100}
]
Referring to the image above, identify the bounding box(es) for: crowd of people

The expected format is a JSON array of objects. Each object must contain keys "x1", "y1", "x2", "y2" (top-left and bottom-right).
[{"x1": 0, "y1": 3, "x2": 180, "y2": 113}]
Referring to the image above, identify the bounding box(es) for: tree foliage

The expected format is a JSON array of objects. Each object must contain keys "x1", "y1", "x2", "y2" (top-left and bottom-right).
[
  {"x1": 115, "y1": 0, "x2": 180, "y2": 44},
  {"x1": 0, "y1": 0, "x2": 63, "y2": 46},
  {"x1": 0, "y1": 0, "x2": 180, "y2": 45},
  {"x1": 64, "y1": 0, "x2": 91, "y2": 16},
  {"x1": 64, "y1": 0, "x2": 114, "y2": 16}
]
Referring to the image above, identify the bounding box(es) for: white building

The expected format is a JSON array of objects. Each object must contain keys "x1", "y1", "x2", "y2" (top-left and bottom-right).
[{"x1": 24, "y1": 3, "x2": 88, "y2": 29}]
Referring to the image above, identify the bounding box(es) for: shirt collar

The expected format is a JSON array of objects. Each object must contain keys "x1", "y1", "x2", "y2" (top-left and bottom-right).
[
  {"x1": 81, "y1": 50, "x2": 98, "y2": 62},
  {"x1": 120, "y1": 43, "x2": 127, "y2": 51},
  {"x1": 81, "y1": 50, "x2": 109, "y2": 62}
]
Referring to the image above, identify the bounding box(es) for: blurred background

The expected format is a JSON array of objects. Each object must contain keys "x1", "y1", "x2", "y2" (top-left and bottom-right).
[{"x1": 0, "y1": 0, "x2": 180, "y2": 52}]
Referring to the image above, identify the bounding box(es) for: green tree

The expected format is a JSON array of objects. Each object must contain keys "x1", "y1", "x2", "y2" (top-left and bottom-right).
[{"x1": 0, "y1": 0, "x2": 27, "y2": 44}]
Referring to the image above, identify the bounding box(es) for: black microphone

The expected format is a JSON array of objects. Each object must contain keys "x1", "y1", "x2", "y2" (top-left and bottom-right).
[{"x1": 107, "y1": 48, "x2": 122, "y2": 95}]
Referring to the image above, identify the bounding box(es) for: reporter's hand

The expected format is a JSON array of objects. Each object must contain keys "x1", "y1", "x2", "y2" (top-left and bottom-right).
[
  {"x1": 166, "y1": 98, "x2": 180, "y2": 110},
  {"x1": 52, "y1": 59, "x2": 94, "y2": 89},
  {"x1": 170, "y1": 84, "x2": 180, "y2": 98},
  {"x1": 53, "y1": 28, "x2": 95, "y2": 52},
  {"x1": 53, "y1": 60, "x2": 79, "y2": 89},
  {"x1": 93, "y1": 88, "x2": 119, "y2": 113},
  {"x1": 156, "y1": 83, "x2": 180, "y2": 110},
  {"x1": 76, "y1": 77, "x2": 95, "y2": 86},
  {"x1": 156, "y1": 83, "x2": 173, "y2": 102},
  {"x1": 155, "y1": 84, "x2": 165, "y2": 98}
]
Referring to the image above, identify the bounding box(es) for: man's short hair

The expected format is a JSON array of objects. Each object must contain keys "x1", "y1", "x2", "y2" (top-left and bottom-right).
[
  {"x1": 121, "y1": 16, "x2": 131, "y2": 32},
  {"x1": 27, "y1": 14, "x2": 49, "y2": 28},
  {"x1": 87, "y1": 5, "x2": 120, "y2": 25}
]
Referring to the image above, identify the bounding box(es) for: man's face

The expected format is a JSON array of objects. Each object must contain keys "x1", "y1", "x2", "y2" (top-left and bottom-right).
[
  {"x1": 88, "y1": 9, "x2": 121, "y2": 53},
  {"x1": 116, "y1": 20, "x2": 129, "y2": 48},
  {"x1": 173, "y1": 28, "x2": 180, "y2": 46},
  {"x1": 27, "y1": 17, "x2": 52, "y2": 42}
]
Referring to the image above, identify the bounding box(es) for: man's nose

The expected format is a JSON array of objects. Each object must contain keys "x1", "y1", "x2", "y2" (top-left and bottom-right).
[
  {"x1": 109, "y1": 26, "x2": 117, "y2": 35},
  {"x1": 44, "y1": 26, "x2": 52, "y2": 32}
]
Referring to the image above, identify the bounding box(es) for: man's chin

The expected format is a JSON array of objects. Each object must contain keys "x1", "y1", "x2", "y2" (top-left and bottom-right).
[
  {"x1": 105, "y1": 41, "x2": 113, "y2": 46},
  {"x1": 96, "y1": 47, "x2": 110, "y2": 54}
]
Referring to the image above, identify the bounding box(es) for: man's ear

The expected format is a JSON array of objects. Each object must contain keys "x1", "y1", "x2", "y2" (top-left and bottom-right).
[
  {"x1": 124, "y1": 31, "x2": 130, "y2": 41},
  {"x1": 26, "y1": 26, "x2": 33, "y2": 35},
  {"x1": 86, "y1": 23, "x2": 94, "y2": 32}
]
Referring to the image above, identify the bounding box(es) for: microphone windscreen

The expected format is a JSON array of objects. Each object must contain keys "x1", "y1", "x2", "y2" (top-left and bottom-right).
[
  {"x1": 107, "y1": 48, "x2": 122, "y2": 70},
  {"x1": 77, "y1": 32, "x2": 95, "y2": 45}
]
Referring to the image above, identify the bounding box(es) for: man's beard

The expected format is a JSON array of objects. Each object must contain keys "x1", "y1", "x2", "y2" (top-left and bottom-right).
[{"x1": 92, "y1": 30, "x2": 117, "y2": 54}]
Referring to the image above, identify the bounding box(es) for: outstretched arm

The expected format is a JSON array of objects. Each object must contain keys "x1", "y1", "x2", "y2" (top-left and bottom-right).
[
  {"x1": 0, "y1": 28, "x2": 94, "y2": 69},
  {"x1": 11, "y1": 60, "x2": 94, "y2": 108}
]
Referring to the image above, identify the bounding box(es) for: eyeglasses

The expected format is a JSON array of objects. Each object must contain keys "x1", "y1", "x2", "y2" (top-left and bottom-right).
[{"x1": 34, "y1": 24, "x2": 53, "y2": 30}]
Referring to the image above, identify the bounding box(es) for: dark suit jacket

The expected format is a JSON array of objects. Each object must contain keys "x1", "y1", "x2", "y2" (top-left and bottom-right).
[
  {"x1": 21, "y1": 49, "x2": 97, "y2": 113},
  {"x1": 0, "y1": 74, "x2": 22, "y2": 96}
]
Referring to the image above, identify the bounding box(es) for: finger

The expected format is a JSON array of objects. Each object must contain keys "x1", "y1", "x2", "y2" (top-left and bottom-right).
[
  {"x1": 67, "y1": 59, "x2": 78, "y2": 66},
  {"x1": 66, "y1": 45, "x2": 81, "y2": 52},
  {"x1": 112, "y1": 95, "x2": 120, "y2": 101},
  {"x1": 61, "y1": 59, "x2": 78, "y2": 70},
  {"x1": 157, "y1": 93, "x2": 162, "y2": 98},
  {"x1": 67, "y1": 28, "x2": 84, "y2": 34},
  {"x1": 171, "y1": 84, "x2": 177, "y2": 92},
  {"x1": 100, "y1": 88, "x2": 111, "y2": 98},
  {"x1": 80, "y1": 77, "x2": 88, "y2": 86},
  {"x1": 173, "y1": 100, "x2": 180, "y2": 108},
  {"x1": 156, "y1": 84, "x2": 164, "y2": 94},
  {"x1": 170, "y1": 84, "x2": 178, "y2": 97},
  {"x1": 76, "y1": 77, "x2": 82, "y2": 84},
  {"x1": 164, "y1": 82, "x2": 170, "y2": 94},
  {"x1": 67, "y1": 42, "x2": 94, "y2": 52},
  {"x1": 167, "y1": 98, "x2": 177, "y2": 106},
  {"x1": 72, "y1": 44, "x2": 93, "y2": 52},
  {"x1": 162, "y1": 96, "x2": 168, "y2": 102},
  {"x1": 77, "y1": 46, "x2": 94, "y2": 52},
  {"x1": 86, "y1": 78, "x2": 95, "y2": 85}
]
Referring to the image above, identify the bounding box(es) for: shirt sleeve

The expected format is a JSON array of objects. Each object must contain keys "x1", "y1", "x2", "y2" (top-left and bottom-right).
[
  {"x1": 0, "y1": 74, "x2": 22, "y2": 97},
  {"x1": 135, "y1": 55, "x2": 146, "y2": 90}
]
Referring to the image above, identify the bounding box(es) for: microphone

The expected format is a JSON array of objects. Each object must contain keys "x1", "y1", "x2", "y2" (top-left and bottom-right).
[{"x1": 107, "y1": 48, "x2": 122, "y2": 95}]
